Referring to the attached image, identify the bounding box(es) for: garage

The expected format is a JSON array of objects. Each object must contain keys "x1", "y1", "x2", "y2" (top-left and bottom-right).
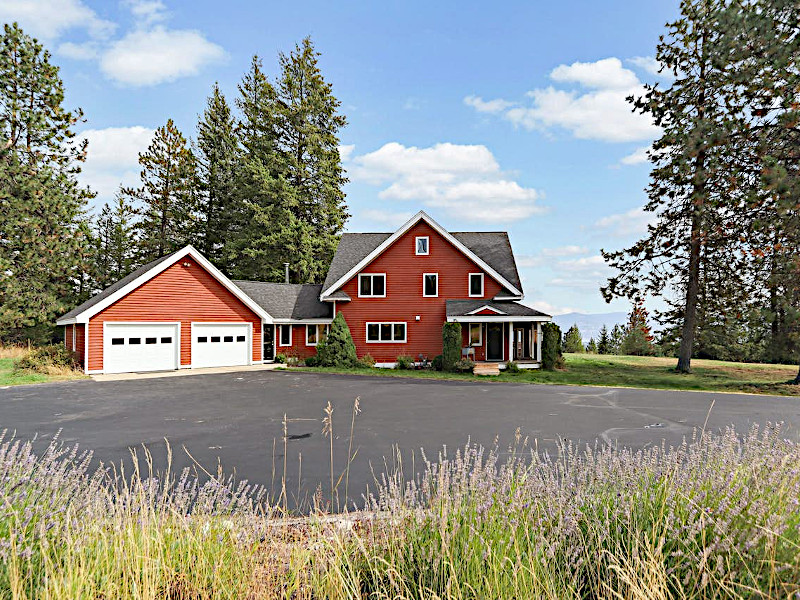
[
  {"x1": 104, "y1": 323, "x2": 179, "y2": 374},
  {"x1": 191, "y1": 323, "x2": 250, "y2": 368}
]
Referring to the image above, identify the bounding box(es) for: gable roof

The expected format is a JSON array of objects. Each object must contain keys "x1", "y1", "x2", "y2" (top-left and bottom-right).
[
  {"x1": 321, "y1": 212, "x2": 523, "y2": 299},
  {"x1": 56, "y1": 246, "x2": 273, "y2": 325},
  {"x1": 233, "y1": 282, "x2": 331, "y2": 321},
  {"x1": 446, "y1": 300, "x2": 551, "y2": 318}
]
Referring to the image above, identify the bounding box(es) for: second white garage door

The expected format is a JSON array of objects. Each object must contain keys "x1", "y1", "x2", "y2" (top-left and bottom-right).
[{"x1": 191, "y1": 323, "x2": 250, "y2": 368}]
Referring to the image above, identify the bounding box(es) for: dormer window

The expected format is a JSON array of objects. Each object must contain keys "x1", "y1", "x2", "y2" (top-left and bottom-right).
[{"x1": 415, "y1": 236, "x2": 429, "y2": 255}]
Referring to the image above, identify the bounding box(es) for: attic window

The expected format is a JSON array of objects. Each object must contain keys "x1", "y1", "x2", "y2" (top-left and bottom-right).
[
  {"x1": 469, "y1": 273, "x2": 484, "y2": 297},
  {"x1": 415, "y1": 236, "x2": 429, "y2": 255}
]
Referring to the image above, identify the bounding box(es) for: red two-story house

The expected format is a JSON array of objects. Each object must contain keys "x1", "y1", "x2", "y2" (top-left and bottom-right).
[{"x1": 57, "y1": 211, "x2": 551, "y2": 374}]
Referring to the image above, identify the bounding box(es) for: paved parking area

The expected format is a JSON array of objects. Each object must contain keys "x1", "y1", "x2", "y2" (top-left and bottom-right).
[{"x1": 1, "y1": 370, "x2": 798, "y2": 509}]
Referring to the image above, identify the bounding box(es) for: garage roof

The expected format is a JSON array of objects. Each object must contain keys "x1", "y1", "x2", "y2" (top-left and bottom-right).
[{"x1": 233, "y1": 282, "x2": 332, "y2": 321}]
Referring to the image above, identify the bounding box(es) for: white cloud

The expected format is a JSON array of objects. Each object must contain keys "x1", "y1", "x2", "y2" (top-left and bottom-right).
[
  {"x1": 0, "y1": 0, "x2": 115, "y2": 41},
  {"x1": 466, "y1": 57, "x2": 660, "y2": 143},
  {"x1": 594, "y1": 206, "x2": 653, "y2": 238},
  {"x1": 627, "y1": 56, "x2": 669, "y2": 78},
  {"x1": 77, "y1": 126, "x2": 154, "y2": 205},
  {"x1": 522, "y1": 299, "x2": 577, "y2": 316},
  {"x1": 549, "y1": 255, "x2": 611, "y2": 291},
  {"x1": 463, "y1": 95, "x2": 515, "y2": 114},
  {"x1": 550, "y1": 57, "x2": 639, "y2": 90},
  {"x1": 100, "y1": 26, "x2": 226, "y2": 86},
  {"x1": 58, "y1": 41, "x2": 100, "y2": 60},
  {"x1": 517, "y1": 245, "x2": 589, "y2": 267},
  {"x1": 350, "y1": 142, "x2": 544, "y2": 223},
  {"x1": 359, "y1": 209, "x2": 414, "y2": 227},
  {"x1": 338, "y1": 144, "x2": 355, "y2": 162},
  {"x1": 620, "y1": 145, "x2": 650, "y2": 166},
  {"x1": 125, "y1": 0, "x2": 168, "y2": 25}
]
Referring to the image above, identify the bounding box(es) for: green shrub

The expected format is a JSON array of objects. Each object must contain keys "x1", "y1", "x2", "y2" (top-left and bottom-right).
[
  {"x1": 274, "y1": 353, "x2": 286, "y2": 364},
  {"x1": 541, "y1": 322, "x2": 562, "y2": 371},
  {"x1": 286, "y1": 355, "x2": 299, "y2": 367},
  {"x1": 14, "y1": 345, "x2": 79, "y2": 373},
  {"x1": 316, "y1": 313, "x2": 358, "y2": 367},
  {"x1": 442, "y1": 322, "x2": 462, "y2": 372},
  {"x1": 453, "y1": 358, "x2": 475, "y2": 373},
  {"x1": 431, "y1": 354, "x2": 443, "y2": 371},
  {"x1": 304, "y1": 355, "x2": 319, "y2": 367},
  {"x1": 395, "y1": 355, "x2": 414, "y2": 370},
  {"x1": 358, "y1": 353, "x2": 376, "y2": 368},
  {"x1": 504, "y1": 360, "x2": 521, "y2": 373}
]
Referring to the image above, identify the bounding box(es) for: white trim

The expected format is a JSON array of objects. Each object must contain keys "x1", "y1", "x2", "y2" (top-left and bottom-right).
[
  {"x1": 278, "y1": 324, "x2": 292, "y2": 347},
  {"x1": 365, "y1": 321, "x2": 407, "y2": 343},
  {"x1": 466, "y1": 304, "x2": 506, "y2": 315},
  {"x1": 422, "y1": 273, "x2": 438, "y2": 298},
  {"x1": 102, "y1": 321, "x2": 181, "y2": 374},
  {"x1": 357, "y1": 273, "x2": 387, "y2": 298},
  {"x1": 415, "y1": 236, "x2": 429, "y2": 255},
  {"x1": 469, "y1": 322, "x2": 482, "y2": 347},
  {"x1": 57, "y1": 246, "x2": 273, "y2": 325},
  {"x1": 448, "y1": 315, "x2": 551, "y2": 323},
  {"x1": 468, "y1": 273, "x2": 484, "y2": 298},
  {"x1": 273, "y1": 318, "x2": 333, "y2": 325},
  {"x1": 320, "y1": 211, "x2": 523, "y2": 299},
  {"x1": 72, "y1": 325, "x2": 76, "y2": 351},
  {"x1": 84, "y1": 323, "x2": 89, "y2": 375}
]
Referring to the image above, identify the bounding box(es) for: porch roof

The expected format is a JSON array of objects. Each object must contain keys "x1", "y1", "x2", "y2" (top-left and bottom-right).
[{"x1": 445, "y1": 300, "x2": 551, "y2": 322}]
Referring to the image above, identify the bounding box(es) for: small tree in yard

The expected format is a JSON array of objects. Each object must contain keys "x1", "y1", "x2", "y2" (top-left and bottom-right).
[
  {"x1": 586, "y1": 338, "x2": 598, "y2": 354},
  {"x1": 610, "y1": 324, "x2": 625, "y2": 354},
  {"x1": 563, "y1": 324, "x2": 584, "y2": 353},
  {"x1": 621, "y1": 300, "x2": 656, "y2": 356},
  {"x1": 598, "y1": 325, "x2": 610, "y2": 354},
  {"x1": 442, "y1": 322, "x2": 462, "y2": 372},
  {"x1": 541, "y1": 322, "x2": 563, "y2": 370},
  {"x1": 316, "y1": 313, "x2": 357, "y2": 367}
]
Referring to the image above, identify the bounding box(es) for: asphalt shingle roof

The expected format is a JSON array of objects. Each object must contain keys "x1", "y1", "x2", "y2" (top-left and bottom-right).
[
  {"x1": 446, "y1": 300, "x2": 551, "y2": 318},
  {"x1": 321, "y1": 231, "x2": 523, "y2": 295},
  {"x1": 57, "y1": 249, "x2": 182, "y2": 322},
  {"x1": 232, "y1": 282, "x2": 332, "y2": 320}
]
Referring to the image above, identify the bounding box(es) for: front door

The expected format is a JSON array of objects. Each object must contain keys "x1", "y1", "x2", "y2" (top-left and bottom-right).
[
  {"x1": 263, "y1": 324, "x2": 275, "y2": 362},
  {"x1": 486, "y1": 323, "x2": 504, "y2": 361}
]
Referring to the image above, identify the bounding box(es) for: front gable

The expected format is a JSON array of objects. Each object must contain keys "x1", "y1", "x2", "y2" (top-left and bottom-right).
[{"x1": 321, "y1": 212, "x2": 522, "y2": 300}]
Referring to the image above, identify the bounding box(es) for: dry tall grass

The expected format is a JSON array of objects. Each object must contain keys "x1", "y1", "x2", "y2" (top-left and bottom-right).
[{"x1": 0, "y1": 343, "x2": 31, "y2": 360}]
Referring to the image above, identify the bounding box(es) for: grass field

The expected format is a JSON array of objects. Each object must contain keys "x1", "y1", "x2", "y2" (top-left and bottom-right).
[
  {"x1": 0, "y1": 346, "x2": 86, "y2": 387},
  {"x1": 293, "y1": 353, "x2": 800, "y2": 396}
]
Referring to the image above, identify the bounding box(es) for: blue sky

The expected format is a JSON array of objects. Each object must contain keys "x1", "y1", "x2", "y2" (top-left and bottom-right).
[{"x1": 2, "y1": 0, "x2": 679, "y2": 315}]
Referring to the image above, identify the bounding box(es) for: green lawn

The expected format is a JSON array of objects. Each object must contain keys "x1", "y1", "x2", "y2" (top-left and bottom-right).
[
  {"x1": 0, "y1": 357, "x2": 87, "y2": 387},
  {"x1": 289, "y1": 353, "x2": 800, "y2": 396}
]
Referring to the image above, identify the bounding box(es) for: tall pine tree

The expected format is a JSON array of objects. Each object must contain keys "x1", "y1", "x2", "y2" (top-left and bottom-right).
[
  {"x1": 0, "y1": 23, "x2": 92, "y2": 342},
  {"x1": 91, "y1": 194, "x2": 138, "y2": 290},
  {"x1": 196, "y1": 83, "x2": 239, "y2": 271},
  {"x1": 121, "y1": 119, "x2": 198, "y2": 262}
]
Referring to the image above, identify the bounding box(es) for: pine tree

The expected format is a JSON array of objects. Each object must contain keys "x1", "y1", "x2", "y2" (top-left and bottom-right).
[
  {"x1": 121, "y1": 120, "x2": 198, "y2": 262},
  {"x1": 563, "y1": 324, "x2": 584, "y2": 354},
  {"x1": 316, "y1": 312, "x2": 357, "y2": 367},
  {"x1": 272, "y1": 37, "x2": 349, "y2": 283},
  {"x1": 0, "y1": 23, "x2": 93, "y2": 342},
  {"x1": 597, "y1": 325, "x2": 610, "y2": 354},
  {"x1": 610, "y1": 324, "x2": 625, "y2": 355},
  {"x1": 601, "y1": 0, "x2": 748, "y2": 373},
  {"x1": 586, "y1": 338, "x2": 598, "y2": 354},
  {"x1": 91, "y1": 195, "x2": 138, "y2": 290},
  {"x1": 196, "y1": 83, "x2": 240, "y2": 271},
  {"x1": 621, "y1": 301, "x2": 656, "y2": 356}
]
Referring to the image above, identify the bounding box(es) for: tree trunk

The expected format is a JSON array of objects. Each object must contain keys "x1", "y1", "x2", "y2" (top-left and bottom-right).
[{"x1": 677, "y1": 205, "x2": 703, "y2": 373}]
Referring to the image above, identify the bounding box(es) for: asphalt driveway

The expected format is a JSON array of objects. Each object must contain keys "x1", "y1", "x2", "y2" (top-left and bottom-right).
[{"x1": 1, "y1": 371, "x2": 798, "y2": 509}]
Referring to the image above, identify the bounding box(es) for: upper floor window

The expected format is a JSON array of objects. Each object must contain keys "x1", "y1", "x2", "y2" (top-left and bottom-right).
[
  {"x1": 423, "y1": 273, "x2": 438, "y2": 297},
  {"x1": 415, "y1": 236, "x2": 429, "y2": 255},
  {"x1": 469, "y1": 273, "x2": 484, "y2": 297},
  {"x1": 359, "y1": 273, "x2": 386, "y2": 297}
]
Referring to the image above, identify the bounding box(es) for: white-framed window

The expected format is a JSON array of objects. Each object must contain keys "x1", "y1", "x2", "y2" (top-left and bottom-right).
[
  {"x1": 423, "y1": 273, "x2": 438, "y2": 297},
  {"x1": 469, "y1": 273, "x2": 484, "y2": 297},
  {"x1": 358, "y1": 273, "x2": 386, "y2": 297},
  {"x1": 365, "y1": 322, "x2": 407, "y2": 343},
  {"x1": 415, "y1": 236, "x2": 429, "y2": 255},
  {"x1": 278, "y1": 324, "x2": 292, "y2": 346},
  {"x1": 306, "y1": 324, "x2": 330, "y2": 346},
  {"x1": 469, "y1": 323, "x2": 482, "y2": 346}
]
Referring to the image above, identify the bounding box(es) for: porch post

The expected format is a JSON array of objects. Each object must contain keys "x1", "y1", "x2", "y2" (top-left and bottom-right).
[
  {"x1": 536, "y1": 323, "x2": 542, "y2": 362},
  {"x1": 508, "y1": 321, "x2": 513, "y2": 362}
]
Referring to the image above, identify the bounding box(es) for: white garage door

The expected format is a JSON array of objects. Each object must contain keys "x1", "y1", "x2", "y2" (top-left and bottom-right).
[
  {"x1": 104, "y1": 323, "x2": 179, "y2": 374},
  {"x1": 191, "y1": 323, "x2": 250, "y2": 368}
]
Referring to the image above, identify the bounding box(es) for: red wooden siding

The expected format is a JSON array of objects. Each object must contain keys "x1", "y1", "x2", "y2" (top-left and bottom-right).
[
  {"x1": 86, "y1": 258, "x2": 262, "y2": 372},
  {"x1": 336, "y1": 221, "x2": 505, "y2": 362},
  {"x1": 275, "y1": 324, "x2": 319, "y2": 360}
]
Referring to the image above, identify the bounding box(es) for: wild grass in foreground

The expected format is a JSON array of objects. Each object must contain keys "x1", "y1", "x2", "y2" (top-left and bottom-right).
[{"x1": 1, "y1": 423, "x2": 800, "y2": 598}]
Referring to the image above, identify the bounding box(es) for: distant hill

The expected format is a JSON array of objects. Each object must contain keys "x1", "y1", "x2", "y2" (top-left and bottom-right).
[{"x1": 552, "y1": 312, "x2": 627, "y2": 343}]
